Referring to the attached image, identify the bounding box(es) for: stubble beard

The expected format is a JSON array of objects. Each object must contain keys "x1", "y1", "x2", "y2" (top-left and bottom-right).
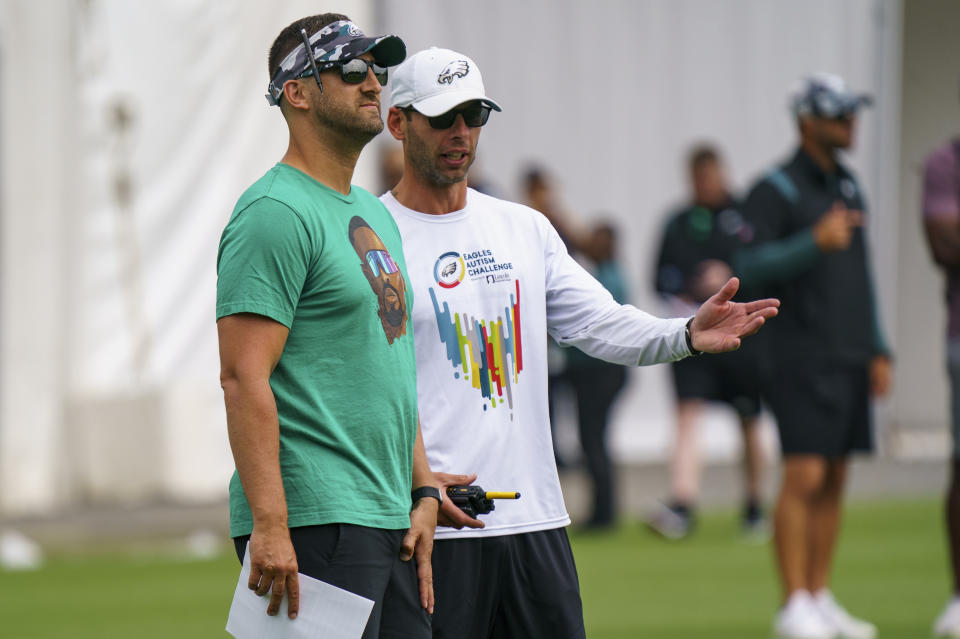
[
  {"x1": 313, "y1": 91, "x2": 384, "y2": 146},
  {"x1": 406, "y1": 128, "x2": 474, "y2": 187}
]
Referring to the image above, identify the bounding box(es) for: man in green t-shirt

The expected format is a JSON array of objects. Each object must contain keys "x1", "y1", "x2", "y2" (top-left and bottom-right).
[{"x1": 216, "y1": 14, "x2": 451, "y2": 638}]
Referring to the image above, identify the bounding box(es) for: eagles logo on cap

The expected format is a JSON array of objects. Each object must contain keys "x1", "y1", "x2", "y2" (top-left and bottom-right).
[
  {"x1": 438, "y1": 60, "x2": 470, "y2": 85},
  {"x1": 390, "y1": 47, "x2": 502, "y2": 117}
]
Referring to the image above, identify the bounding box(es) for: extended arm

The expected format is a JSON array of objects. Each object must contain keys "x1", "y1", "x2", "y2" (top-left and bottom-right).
[
  {"x1": 735, "y1": 178, "x2": 862, "y2": 288},
  {"x1": 545, "y1": 220, "x2": 691, "y2": 364},
  {"x1": 218, "y1": 313, "x2": 299, "y2": 619},
  {"x1": 735, "y1": 230, "x2": 821, "y2": 286},
  {"x1": 545, "y1": 223, "x2": 776, "y2": 364}
]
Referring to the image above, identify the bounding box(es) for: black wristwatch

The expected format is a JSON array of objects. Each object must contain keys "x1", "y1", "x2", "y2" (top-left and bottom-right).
[
  {"x1": 411, "y1": 486, "x2": 443, "y2": 507},
  {"x1": 685, "y1": 318, "x2": 702, "y2": 356}
]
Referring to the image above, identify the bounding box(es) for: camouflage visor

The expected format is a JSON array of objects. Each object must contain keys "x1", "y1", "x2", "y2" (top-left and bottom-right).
[{"x1": 266, "y1": 20, "x2": 406, "y2": 105}]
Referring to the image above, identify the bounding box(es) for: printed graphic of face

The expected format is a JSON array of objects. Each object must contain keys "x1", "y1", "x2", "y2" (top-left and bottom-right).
[{"x1": 348, "y1": 216, "x2": 408, "y2": 343}]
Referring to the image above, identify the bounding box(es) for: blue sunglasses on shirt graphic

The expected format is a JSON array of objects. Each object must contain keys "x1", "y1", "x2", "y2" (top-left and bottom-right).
[{"x1": 366, "y1": 250, "x2": 399, "y2": 277}]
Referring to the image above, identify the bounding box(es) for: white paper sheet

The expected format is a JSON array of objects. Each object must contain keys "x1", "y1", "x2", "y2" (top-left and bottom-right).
[{"x1": 226, "y1": 548, "x2": 375, "y2": 639}]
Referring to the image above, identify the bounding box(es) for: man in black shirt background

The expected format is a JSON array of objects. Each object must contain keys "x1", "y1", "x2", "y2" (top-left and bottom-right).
[
  {"x1": 648, "y1": 145, "x2": 767, "y2": 540},
  {"x1": 738, "y1": 73, "x2": 892, "y2": 639}
]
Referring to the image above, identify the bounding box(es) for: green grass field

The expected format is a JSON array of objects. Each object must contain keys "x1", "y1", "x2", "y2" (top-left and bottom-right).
[{"x1": 0, "y1": 499, "x2": 946, "y2": 638}]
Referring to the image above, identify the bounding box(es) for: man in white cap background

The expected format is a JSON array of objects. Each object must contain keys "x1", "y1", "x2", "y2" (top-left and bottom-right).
[
  {"x1": 737, "y1": 72, "x2": 893, "y2": 639},
  {"x1": 217, "y1": 14, "x2": 444, "y2": 638},
  {"x1": 380, "y1": 46, "x2": 780, "y2": 638}
]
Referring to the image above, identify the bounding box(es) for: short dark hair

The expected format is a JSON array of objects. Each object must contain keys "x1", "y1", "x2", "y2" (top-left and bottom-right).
[
  {"x1": 687, "y1": 144, "x2": 721, "y2": 173},
  {"x1": 268, "y1": 13, "x2": 351, "y2": 80}
]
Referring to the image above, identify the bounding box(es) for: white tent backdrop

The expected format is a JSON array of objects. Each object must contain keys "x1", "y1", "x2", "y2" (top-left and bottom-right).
[
  {"x1": 0, "y1": 0, "x2": 377, "y2": 514},
  {"x1": 0, "y1": 0, "x2": 903, "y2": 515}
]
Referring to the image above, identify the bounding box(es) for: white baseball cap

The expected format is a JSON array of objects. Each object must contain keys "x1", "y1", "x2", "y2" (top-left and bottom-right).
[{"x1": 389, "y1": 47, "x2": 502, "y2": 116}]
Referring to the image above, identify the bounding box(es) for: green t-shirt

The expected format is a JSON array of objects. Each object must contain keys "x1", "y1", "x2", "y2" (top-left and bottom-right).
[{"x1": 217, "y1": 163, "x2": 418, "y2": 537}]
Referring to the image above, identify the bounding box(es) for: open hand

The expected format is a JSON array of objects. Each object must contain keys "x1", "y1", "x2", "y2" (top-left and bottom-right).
[{"x1": 690, "y1": 277, "x2": 780, "y2": 353}]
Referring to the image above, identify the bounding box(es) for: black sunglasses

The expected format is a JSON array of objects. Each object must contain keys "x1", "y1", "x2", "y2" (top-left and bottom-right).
[
  {"x1": 408, "y1": 104, "x2": 492, "y2": 129},
  {"x1": 299, "y1": 57, "x2": 388, "y2": 86}
]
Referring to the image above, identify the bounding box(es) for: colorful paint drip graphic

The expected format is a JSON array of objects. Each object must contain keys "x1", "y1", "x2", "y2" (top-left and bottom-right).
[{"x1": 430, "y1": 279, "x2": 523, "y2": 412}]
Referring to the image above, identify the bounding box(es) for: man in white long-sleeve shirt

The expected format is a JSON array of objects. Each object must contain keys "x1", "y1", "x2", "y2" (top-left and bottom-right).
[{"x1": 380, "y1": 47, "x2": 780, "y2": 639}]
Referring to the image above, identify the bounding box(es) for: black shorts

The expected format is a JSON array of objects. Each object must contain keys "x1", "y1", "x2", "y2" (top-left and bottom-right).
[
  {"x1": 431, "y1": 528, "x2": 585, "y2": 639},
  {"x1": 234, "y1": 524, "x2": 429, "y2": 639},
  {"x1": 764, "y1": 364, "x2": 872, "y2": 457},
  {"x1": 671, "y1": 347, "x2": 762, "y2": 418}
]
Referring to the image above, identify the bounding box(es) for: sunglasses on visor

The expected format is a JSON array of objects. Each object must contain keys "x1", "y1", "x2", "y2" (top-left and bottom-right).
[
  {"x1": 365, "y1": 249, "x2": 399, "y2": 277},
  {"x1": 407, "y1": 104, "x2": 492, "y2": 129},
  {"x1": 299, "y1": 57, "x2": 389, "y2": 86}
]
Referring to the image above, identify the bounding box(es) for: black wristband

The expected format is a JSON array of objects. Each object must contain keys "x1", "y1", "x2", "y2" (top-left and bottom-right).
[
  {"x1": 685, "y1": 318, "x2": 702, "y2": 356},
  {"x1": 411, "y1": 486, "x2": 442, "y2": 507}
]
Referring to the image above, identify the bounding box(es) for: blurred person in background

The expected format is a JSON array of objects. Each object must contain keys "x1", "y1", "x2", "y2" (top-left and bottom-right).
[
  {"x1": 920, "y1": 90, "x2": 960, "y2": 638},
  {"x1": 566, "y1": 221, "x2": 630, "y2": 530},
  {"x1": 737, "y1": 73, "x2": 892, "y2": 639},
  {"x1": 522, "y1": 164, "x2": 583, "y2": 468},
  {"x1": 381, "y1": 46, "x2": 780, "y2": 639},
  {"x1": 522, "y1": 165, "x2": 585, "y2": 252},
  {"x1": 216, "y1": 15, "x2": 441, "y2": 638},
  {"x1": 647, "y1": 145, "x2": 767, "y2": 540}
]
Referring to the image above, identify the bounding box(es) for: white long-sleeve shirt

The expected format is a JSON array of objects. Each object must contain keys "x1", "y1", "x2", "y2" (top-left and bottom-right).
[{"x1": 381, "y1": 188, "x2": 691, "y2": 538}]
